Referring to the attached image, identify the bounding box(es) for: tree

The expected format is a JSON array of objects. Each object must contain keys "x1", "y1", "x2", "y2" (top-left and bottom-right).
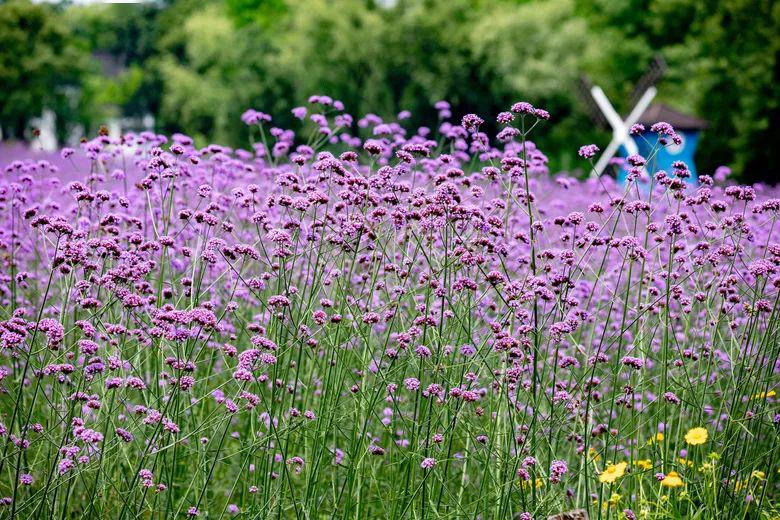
[
  {"x1": 14, "y1": 0, "x2": 774, "y2": 182},
  {"x1": 0, "y1": 0, "x2": 87, "y2": 140}
]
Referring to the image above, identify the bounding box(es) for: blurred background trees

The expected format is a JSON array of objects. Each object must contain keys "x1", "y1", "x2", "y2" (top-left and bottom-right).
[
  {"x1": 0, "y1": 0, "x2": 777, "y2": 182},
  {"x1": 0, "y1": 0, "x2": 89, "y2": 142}
]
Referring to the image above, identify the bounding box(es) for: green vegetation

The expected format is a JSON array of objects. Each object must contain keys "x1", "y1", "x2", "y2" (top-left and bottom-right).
[{"x1": 1, "y1": 0, "x2": 778, "y2": 181}]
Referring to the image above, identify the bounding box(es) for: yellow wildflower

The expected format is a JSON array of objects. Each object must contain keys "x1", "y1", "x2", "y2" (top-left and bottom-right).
[
  {"x1": 635, "y1": 459, "x2": 653, "y2": 470},
  {"x1": 684, "y1": 427, "x2": 708, "y2": 446},
  {"x1": 608, "y1": 493, "x2": 622, "y2": 505},
  {"x1": 660, "y1": 471, "x2": 683, "y2": 488},
  {"x1": 599, "y1": 462, "x2": 628, "y2": 484},
  {"x1": 522, "y1": 478, "x2": 544, "y2": 489},
  {"x1": 679, "y1": 458, "x2": 694, "y2": 467},
  {"x1": 588, "y1": 447, "x2": 602, "y2": 462},
  {"x1": 750, "y1": 389, "x2": 776, "y2": 400},
  {"x1": 751, "y1": 470, "x2": 765, "y2": 480}
]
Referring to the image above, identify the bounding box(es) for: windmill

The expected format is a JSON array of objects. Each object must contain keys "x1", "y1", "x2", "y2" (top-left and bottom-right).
[{"x1": 577, "y1": 55, "x2": 668, "y2": 178}]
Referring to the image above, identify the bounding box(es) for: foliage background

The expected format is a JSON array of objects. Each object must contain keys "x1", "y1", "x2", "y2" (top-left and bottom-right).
[{"x1": 0, "y1": 0, "x2": 778, "y2": 182}]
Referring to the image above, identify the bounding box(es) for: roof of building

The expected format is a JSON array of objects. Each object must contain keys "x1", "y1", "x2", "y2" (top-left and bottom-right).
[{"x1": 637, "y1": 103, "x2": 708, "y2": 130}]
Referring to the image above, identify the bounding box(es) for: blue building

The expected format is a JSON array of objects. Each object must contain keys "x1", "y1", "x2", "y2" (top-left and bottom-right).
[{"x1": 619, "y1": 103, "x2": 708, "y2": 183}]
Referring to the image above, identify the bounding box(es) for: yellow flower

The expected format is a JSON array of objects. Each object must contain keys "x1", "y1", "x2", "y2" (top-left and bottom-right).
[
  {"x1": 648, "y1": 432, "x2": 665, "y2": 444},
  {"x1": 635, "y1": 459, "x2": 653, "y2": 470},
  {"x1": 679, "y1": 458, "x2": 694, "y2": 467},
  {"x1": 608, "y1": 493, "x2": 622, "y2": 505},
  {"x1": 750, "y1": 389, "x2": 776, "y2": 400},
  {"x1": 588, "y1": 447, "x2": 602, "y2": 462},
  {"x1": 751, "y1": 470, "x2": 765, "y2": 480},
  {"x1": 684, "y1": 427, "x2": 708, "y2": 446},
  {"x1": 660, "y1": 471, "x2": 683, "y2": 488},
  {"x1": 522, "y1": 478, "x2": 544, "y2": 489},
  {"x1": 599, "y1": 462, "x2": 628, "y2": 484}
]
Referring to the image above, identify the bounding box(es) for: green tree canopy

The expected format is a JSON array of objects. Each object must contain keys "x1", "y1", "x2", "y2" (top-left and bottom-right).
[
  {"x1": 0, "y1": 0, "x2": 88, "y2": 140},
  {"x1": 2, "y1": 0, "x2": 777, "y2": 182}
]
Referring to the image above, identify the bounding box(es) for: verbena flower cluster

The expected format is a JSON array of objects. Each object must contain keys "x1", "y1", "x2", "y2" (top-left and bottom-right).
[{"x1": 0, "y1": 97, "x2": 778, "y2": 519}]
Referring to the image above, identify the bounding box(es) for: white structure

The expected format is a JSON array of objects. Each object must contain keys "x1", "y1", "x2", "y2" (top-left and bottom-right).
[
  {"x1": 588, "y1": 85, "x2": 657, "y2": 178},
  {"x1": 29, "y1": 109, "x2": 59, "y2": 152}
]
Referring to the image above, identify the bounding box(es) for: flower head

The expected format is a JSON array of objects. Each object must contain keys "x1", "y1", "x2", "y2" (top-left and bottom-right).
[
  {"x1": 421, "y1": 457, "x2": 436, "y2": 469},
  {"x1": 684, "y1": 427, "x2": 708, "y2": 446},
  {"x1": 578, "y1": 144, "x2": 599, "y2": 159},
  {"x1": 599, "y1": 462, "x2": 627, "y2": 484},
  {"x1": 660, "y1": 471, "x2": 683, "y2": 488}
]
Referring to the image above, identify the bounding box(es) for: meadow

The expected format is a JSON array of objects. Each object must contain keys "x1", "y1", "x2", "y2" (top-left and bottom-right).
[{"x1": 0, "y1": 97, "x2": 778, "y2": 519}]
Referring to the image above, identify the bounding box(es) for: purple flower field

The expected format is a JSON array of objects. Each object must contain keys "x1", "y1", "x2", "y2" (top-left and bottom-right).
[{"x1": 0, "y1": 97, "x2": 778, "y2": 519}]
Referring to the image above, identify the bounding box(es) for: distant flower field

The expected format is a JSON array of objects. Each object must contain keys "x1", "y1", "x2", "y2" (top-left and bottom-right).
[{"x1": 0, "y1": 97, "x2": 778, "y2": 519}]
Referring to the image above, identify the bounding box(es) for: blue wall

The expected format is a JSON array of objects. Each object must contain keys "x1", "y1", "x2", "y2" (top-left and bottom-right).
[{"x1": 618, "y1": 130, "x2": 700, "y2": 183}]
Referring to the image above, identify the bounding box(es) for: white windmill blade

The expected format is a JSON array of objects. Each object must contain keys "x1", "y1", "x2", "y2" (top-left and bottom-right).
[
  {"x1": 591, "y1": 135, "x2": 623, "y2": 178},
  {"x1": 626, "y1": 86, "x2": 657, "y2": 128},
  {"x1": 589, "y1": 86, "x2": 631, "y2": 177},
  {"x1": 590, "y1": 86, "x2": 623, "y2": 131}
]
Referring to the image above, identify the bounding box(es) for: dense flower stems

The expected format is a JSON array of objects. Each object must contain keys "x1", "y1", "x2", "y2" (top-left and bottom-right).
[{"x1": 0, "y1": 98, "x2": 778, "y2": 519}]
